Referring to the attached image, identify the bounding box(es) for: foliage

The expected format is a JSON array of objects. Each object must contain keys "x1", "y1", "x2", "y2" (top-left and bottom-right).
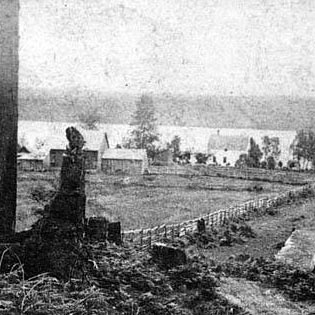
[
  {"x1": 78, "y1": 107, "x2": 101, "y2": 130},
  {"x1": 166, "y1": 135, "x2": 181, "y2": 160},
  {"x1": 235, "y1": 153, "x2": 250, "y2": 168},
  {"x1": 124, "y1": 94, "x2": 160, "y2": 160},
  {"x1": 235, "y1": 139, "x2": 262, "y2": 168},
  {"x1": 166, "y1": 218, "x2": 256, "y2": 250},
  {"x1": 287, "y1": 159, "x2": 300, "y2": 170},
  {"x1": 0, "y1": 264, "x2": 113, "y2": 315},
  {"x1": 195, "y1": 153, "x2": 208, "y2": 164},
  {"x1": 290, "y1": 129, "x2": 315, "y2": 169},
  {"x1": 267, "y1": 156, "x2": 276, "y2": 170},
  {"x1": 217, "y1": 256, "x2": 315, "y2": 302},
  {"x1": 247, "y1": 138, "x2": 263, "y2": 168},
  {"x1": 260, "y1": 160, "x2": 267, "y2": 169},
  {"x1": 262, "y1": 136, "x2": 281, "y2": 162},
  {"x1": 0, "y1": 243, "x2": 249, "y2": 315}
]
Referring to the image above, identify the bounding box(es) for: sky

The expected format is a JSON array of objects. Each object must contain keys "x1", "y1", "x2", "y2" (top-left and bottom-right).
[{"x1": 19, "y1": 0, "x2": 315, "y2": 97}]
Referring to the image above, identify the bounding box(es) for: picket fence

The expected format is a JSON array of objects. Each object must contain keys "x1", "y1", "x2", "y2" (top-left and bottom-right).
[
  {"x1": 149, "y1": 165, "x2": 314, "y2": 185},
  {"x1": 122, "y1": 184, "x2": 314, "y2": 249}
]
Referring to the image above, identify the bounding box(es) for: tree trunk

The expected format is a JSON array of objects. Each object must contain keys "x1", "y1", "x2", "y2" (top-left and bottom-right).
[{"x1": 0, "y1": 0, "x2": 19, "y2": 237}]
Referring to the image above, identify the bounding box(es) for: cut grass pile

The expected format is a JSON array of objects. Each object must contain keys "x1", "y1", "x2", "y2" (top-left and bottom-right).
[
  {"x1": 0, "y1": 244, "x2": 249, "y2": 315},
  {"x1": 17, "y1": 172, "x2": 296, "y2": 232}
]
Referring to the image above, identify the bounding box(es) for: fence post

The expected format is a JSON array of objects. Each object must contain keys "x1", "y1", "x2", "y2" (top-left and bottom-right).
[
  {"x1": 210, "y1": 213, "x2": 214, "y2": 226},
  {"x1": 205, "y1": 213, "x2": 210, "y2": 226},
  {"x1": 163, "y1": 225, "x2": 167, "y2": 238},
  {"x1": 148, "y1": 229, "x2": 152, "y2": 248},
  {"x1": 139, "y1": 229, "x2": 143, "y2": 247}
]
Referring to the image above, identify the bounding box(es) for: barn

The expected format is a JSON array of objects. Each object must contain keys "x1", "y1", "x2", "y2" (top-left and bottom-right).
[
  {"x1": 101, "y1": 149, "x2": 148, "y2": 174},
  {"x1": 208, "y1": 133, "x2": 249, "y2": 167},
  {"x1": 48, "y1": 131, "x2": 109, "y2": 170},
  {"x1": 17, "y1": 153, "x2": 45, "y2": 171},
  {"x1": 49, "y1": 148, "x2": 99, "y2": 169}
]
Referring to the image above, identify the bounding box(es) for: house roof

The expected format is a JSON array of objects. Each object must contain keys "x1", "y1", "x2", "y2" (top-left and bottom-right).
[
  {"x1": 18, "y1": 145, "x2": 30, "y2": 154},
  {"x1": 47, "y1": 128, "x2": 107, "y2": 151},
  {"x1": 208, "y1": 135, "x2": 249, "y2": 152},
  {"x1": 102, "y1": 149, "x2": 147, "y2": 160},
  {"x1": 17, "y1": 152, "x2": 44, "y2": 161},
  {"x1": 18, "y1": 122, "x2": 109, "y2": 154}
]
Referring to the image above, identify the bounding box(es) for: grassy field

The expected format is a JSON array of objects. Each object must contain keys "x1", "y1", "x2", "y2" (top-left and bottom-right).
[
  {"x1": 9, "y1": 171, "x2": 315, "y2": 314},
  {"x1": 16, "y1": 171, "x2": 297, "y2": 232}
]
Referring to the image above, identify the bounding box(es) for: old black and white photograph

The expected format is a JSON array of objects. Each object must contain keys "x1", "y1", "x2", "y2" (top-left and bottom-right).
[{"x1": 1, "y1": 0, "x2": 315, "y2": 314}]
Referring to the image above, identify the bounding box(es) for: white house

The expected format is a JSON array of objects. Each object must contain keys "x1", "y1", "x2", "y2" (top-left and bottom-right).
[{"x1": 208, "y1": 133, "x2": 249, "y2": 166}]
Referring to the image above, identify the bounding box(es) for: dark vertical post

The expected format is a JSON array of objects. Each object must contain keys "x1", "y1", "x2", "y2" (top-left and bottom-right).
[{"x1": 0, "y1": 0, "x2": 19, "y2": 237}]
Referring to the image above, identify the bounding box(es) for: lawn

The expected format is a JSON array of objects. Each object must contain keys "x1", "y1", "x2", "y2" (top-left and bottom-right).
[{"x1": 16, "y1": 171, "x2": 298, "y2": 232}]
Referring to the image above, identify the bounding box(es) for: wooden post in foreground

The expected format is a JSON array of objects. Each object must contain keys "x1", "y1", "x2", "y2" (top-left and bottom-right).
[{"x1": 0, "y1": 0, "x2": 19, "y2": 238}]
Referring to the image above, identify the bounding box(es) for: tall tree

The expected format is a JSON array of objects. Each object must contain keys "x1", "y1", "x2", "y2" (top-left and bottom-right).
[
  {"x1": 235, "y1": 138, "x2": 262, "y2": 168},
  {"x1": 290, "y1": 129, "x2": 315, "y2": 169},
  {"x1": 262, "y1": 136, "x2": 281, "y2": 162},
  {"x1": 124, "y1": 94, "x2": 159, "y2": 160},
  {"x1": 166, "y1": 135, "x2": 181, "y2": 160},
  {"x1": 0, "y1": 0, "x2": 19, "y2": 237},
  {"x1": 247, "y1": 137, "x2": 263, "y2": 168}
]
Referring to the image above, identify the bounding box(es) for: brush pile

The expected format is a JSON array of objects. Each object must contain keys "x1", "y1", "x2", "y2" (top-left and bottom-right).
[
  {"x1": 0, "y1": 243, "x2": 250, "y2": 315},
  {"x1": 215, "y1": 256, "x2": 315, "y2": 302},
  {"x1": 163, "y1": 218, "x2": 257, "y2": 249}
]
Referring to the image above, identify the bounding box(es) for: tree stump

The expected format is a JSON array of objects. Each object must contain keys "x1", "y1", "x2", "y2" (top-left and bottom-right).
[
  {"x1": 151, "y1": 243, "x2": 187, "y2": 268},
  {"x1": 49, "y1": 127, "x2": 86, "y2": 226},
  {"x1": 23, "y1": 127, "x2": 91, "y2": 279}
]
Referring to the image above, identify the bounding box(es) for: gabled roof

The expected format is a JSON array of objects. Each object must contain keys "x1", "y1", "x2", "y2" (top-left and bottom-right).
[
  {"x1": 19, "y1": 124, "x2": 109, "y2": 154},
  {"x1": 17, "y1": 152, "x2": 44, "y2": 161},
  {"x1": 48, "y1": 128, "x2": 107, "y2": 151},
  {"x1": 208, "y1": 135, "x2": 249, "y2": 151},
  {"x1": 102, "y1": 149, "x2": 147, "y2": 160},
  {"x1": 18, "y1": 145, "x2": 30, "y2": 154}
]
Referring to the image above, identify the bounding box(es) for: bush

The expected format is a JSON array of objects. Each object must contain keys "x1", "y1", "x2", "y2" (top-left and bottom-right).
[{"x1": 217, "y1": 256, "x2": 315, "y2": 302}]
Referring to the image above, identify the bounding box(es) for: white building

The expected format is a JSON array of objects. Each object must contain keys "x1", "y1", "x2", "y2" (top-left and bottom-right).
[{"x1": 208, "y1": 133, "x2": 249, "y2": 166}]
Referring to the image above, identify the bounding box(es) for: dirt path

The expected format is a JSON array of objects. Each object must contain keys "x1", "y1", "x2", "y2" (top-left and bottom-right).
[
  {"x1": 203, "y1": 197, "x2": 315, "y2": 263},
  {"x1": 198, "y1": 196, "x2": 315, "y2": 315},
  {"x1": 219, "y1": 277, "x2": 315, "y2": 315}
]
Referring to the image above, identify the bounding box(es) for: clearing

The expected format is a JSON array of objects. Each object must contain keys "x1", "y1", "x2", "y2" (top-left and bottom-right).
[{"x1": 16, "y1": 171, "x2": 297, "y2": 231}]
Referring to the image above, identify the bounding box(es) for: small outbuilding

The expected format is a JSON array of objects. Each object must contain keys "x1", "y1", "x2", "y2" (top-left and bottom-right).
[
  {"x1": 17, "y1": 153, "x2": 45, "y2": 171},
  {"x1": 101, "y1": 149, "x2": 148, "y2": 174},
  {"x1": 48, "y1": 131, "x2": 109, "y2": 170}
]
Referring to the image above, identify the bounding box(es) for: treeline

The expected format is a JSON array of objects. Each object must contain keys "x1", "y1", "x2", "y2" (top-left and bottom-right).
[{"x1": 236, "y1": 130, "x2": 315, "y2": 171}]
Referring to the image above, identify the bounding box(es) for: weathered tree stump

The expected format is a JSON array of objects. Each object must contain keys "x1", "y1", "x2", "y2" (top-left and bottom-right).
[
  {"x1": 49, "y1": 127, "x2": 86, "y2": 226},
  {"x1": 151, "y1": 242, "x2": 187, "y2": 268},
  {"x1": 108, "y1": 222, "x2": 122, "y2": 245},
  {"x1": 197, "y1": 218, "x2": 206, "y2": 234},
  {"x1": 86, "y1": 217, "x2": 109, "y2": 241},
  {"x1": 23, "y1": 127, "x2": 91, "y2": 278}
]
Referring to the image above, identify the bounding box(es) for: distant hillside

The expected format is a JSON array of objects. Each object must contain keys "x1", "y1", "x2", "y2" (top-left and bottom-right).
[{"x1": 19, "y1": 88, "x2": 315, "y2": 131}]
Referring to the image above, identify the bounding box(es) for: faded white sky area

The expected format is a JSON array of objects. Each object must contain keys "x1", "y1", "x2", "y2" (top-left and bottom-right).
[{"x1": 19, "y1": 0, "x2": 315, "y2": 96}]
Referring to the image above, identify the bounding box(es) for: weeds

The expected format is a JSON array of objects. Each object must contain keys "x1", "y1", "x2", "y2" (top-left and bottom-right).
[{"x1": 215, "y1": 256, "x2": 315, "y2": 302}]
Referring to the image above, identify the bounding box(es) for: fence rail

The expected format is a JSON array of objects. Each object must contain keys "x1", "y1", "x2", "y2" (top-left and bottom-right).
[
  {"x1": 149, "y1": 165, "x2": 315, "y2": 185},
  {"x1": 122, "y1": 184, "x2": 314, "y2": 249}
]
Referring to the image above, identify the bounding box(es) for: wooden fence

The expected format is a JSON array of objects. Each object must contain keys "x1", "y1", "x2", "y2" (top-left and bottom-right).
[
  {"x1": 149, "y1": 165, "x2": 314, "y2": 185},
  {"x1": 122, "y1": 184, "x2": 314, "y2": 249}
]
